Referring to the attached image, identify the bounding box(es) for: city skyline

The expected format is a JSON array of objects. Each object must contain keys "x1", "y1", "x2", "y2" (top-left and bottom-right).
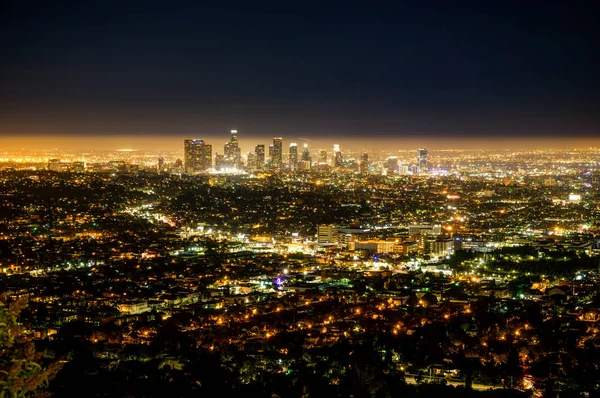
[{"x1": 2, "y1": 134, "x2": 600, "y2": 153}]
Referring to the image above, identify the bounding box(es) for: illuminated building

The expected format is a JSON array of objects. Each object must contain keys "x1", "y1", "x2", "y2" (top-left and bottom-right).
[
  {"x1": 301, "y1": 143, "x2": 311, "y2": 163},
  {"x1": 72, "y1": 161, "x2": 85, "y2": 172},
  {"x1": 289, "y1": 143, "x2": 298, "y2": 170},
  {"x1": 569, "y1": 193, "x2": 582, "y2": 202},
  {"x1": 299, "y1": 160, "x2": 311, "y2": 171},
  {"x1": 408, "y1": 224, "x2": 441, "y2": 236},
  {"x1": 255, "y1": 144, "x2": 265, "y2": 169},
  {"x1": 431, "y1": 239, "x2": 454, "y2": 256},
  {"x1": 360, "y1": 153, "x2": 368, "y2": 174},
  {"x1": 333, "y1": 144, "x2": 343, "y2": 167},
  {"x1": 386, "y1": 156, "x2": 398, "y2": 173},
  {"x1": 157, "y1": 157, "x2": 165, "y2": 173},
  {"x1": 224, "y1": 130, "x2": 241, "y2": 168},
  {"x1": 247, "y1": 151, "x2": 257, "y2": 170},
  {"x1": 270, "y1": 137, "x2": 283, "y2": 170},
  {"x1": 318, "y1": 225, "x2": 338, "y2": 244},
  {"x1": 214, "y1": 153, "x2": 225, "y2": 171},
  {"x1": 318, "y1": 150, "x2": 327, "y2": 164},
  {"x1": 418, "y1": 148, "x2": 428, "y2": 174},
  {"x1": 48, "y1": 159, "x2": 85, "y2": 172},
  {"x1": 47, "y1": 159, "x2": 64, "y2": 172},
  {"x1": 184, "y1": 139, "x2": 212, "y2": 173},
  {"x1": 349, "y1": 240, "x2": 397, "y2": 253}
]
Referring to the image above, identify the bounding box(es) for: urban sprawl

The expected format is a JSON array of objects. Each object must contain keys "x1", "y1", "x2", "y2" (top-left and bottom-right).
[{"x1": 1, "y1": 131, "x2": 600, "y2": 397}]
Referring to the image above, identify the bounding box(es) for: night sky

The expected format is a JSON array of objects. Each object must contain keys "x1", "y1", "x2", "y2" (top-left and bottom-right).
[{"x1": 1, "y1": 1, "x2": 599, "y2": 141}]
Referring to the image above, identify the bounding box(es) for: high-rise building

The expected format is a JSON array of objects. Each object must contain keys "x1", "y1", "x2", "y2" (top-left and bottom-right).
[
  {"x1": 247, "y1": 152, "x2": 257, "y2": 170},
  {"x1": 318, "y1": 225, "x2": 339, "y2": 244},
  {"x1": 214, "y1": 153, "x2": 225, "y2": 171},
  {"x1": 289, "y1": 143, "x2": 298, "y2": 170},
  {"x1": 360, "y1": 153, "x2": 369, "y2": 174},
  {"x1": 386, "y1": 156, "x2": 398, "y2": 173},
  {"x1": 158, "y1": 157, "x2": 165, "y2": 173},
  {"x1": 270, "y1": 137, "x2": 283, "y2": 169},
  {"x1": 319, "y1": 150, "x2": 327, "y2": 164},
  {"x1": 224, "y1": 130, "x2": 241, "y2": 168},
  {"x1": 299, "y1": 160, "x2": 312, "y2": 171},
  {"x1": 302, "y1": 144, "x2": 311, "y2": 162},
  {"x1": 184, "y1": 139, "x2": 212, "y2": 173},
  {"x1": 333, "y1": 144, "x2": 343, "y2": 167},
  {"x1": 418, "y1": 148, "x2": 428, "y2": 175},
  {"x1": 255, "y1": 145, "x2": 265, "y2": 169}
]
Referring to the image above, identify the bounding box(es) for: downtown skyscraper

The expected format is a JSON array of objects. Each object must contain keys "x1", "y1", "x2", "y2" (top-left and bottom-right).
[
  {"x1": 289, "y1": 143, "x2": 298, "y2": 170},
  {"x1": 418, "y1": 148, "x2": 428, "y2": 175},
  {"x1": 184, "y1": 139, "x2": 212, "y2": 173},
  {"x1": 270, "y1": 137, "x2": 283, "y2": 170},
  {"x1": 224, "y1": 130, "x2": 242, "y2": 168},
  {"x1": 255, "y1": 144, "x2": 265, "y2": 170}
]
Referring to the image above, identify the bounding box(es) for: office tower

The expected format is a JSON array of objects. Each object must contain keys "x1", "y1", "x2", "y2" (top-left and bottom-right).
[
  {"x1": 289, "y1": 143, "x2": 298, "y2": 170},
  {"x1": 319, "y1": 150, "x2": 327, "y2": 164},
  {"x1": 214, "y1": 153, "x2": 225, "y2": 171},
  {"x1": 184, "y1": 139, "x2": 212, "y2": 173},
  {"x1": 302, "y1": 144, "x2": 311, "y2": 162},
  {"x1": 255, "y1": 144, "x2": 265, "y2": 169},
  {"x1": 72, "y1": 161, "x2": 85, "y2": 172},
  {"x1": 386, "y1": 156, "x2": 398, "y2": 173},
  {"x1": 47, "y1": 159, "x2": 63, "y2": 172},
  {"x1": 268, "y1": 145, "x2": 274, "y2": 167},
  {"x1": 299, "y1": 160, "x2": 312, "y2": 171},
  {"x1": 418, "y1": 148, "x2": 428, "y2": 174},
  {"x1": 158, "y1": 157, "x2": 165, "y2": 173},
  {"x1": 333, "y1": 144, "x2": 343, "y2": 167},
  {"x1": 318, "y1": 224, "x2": 338, "y2": 244},
  {"x1": 360, "y1": 153, "x2": 369, "y2": 174},
  {"x1": 270, "y1": 137, "x2": 283, "y2": 169},
  {"x1": 247, "y1": 152, "x2": 257, "y2": 170},
  {"x1": 224, "y1": 129, "x2": 241, "y2": 168}
]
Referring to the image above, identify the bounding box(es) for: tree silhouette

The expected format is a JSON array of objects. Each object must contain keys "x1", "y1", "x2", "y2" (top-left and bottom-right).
[{"x1": 0, "y1": 295, "x2": 61, "y2": 397}]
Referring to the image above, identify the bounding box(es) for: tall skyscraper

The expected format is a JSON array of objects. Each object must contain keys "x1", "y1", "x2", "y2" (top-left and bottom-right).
[
  {"x1": 360, "y1": 153, "x2": 369, "y2": 174},
  {"x1": 246, "y1": 151, "x2": 257, "y2": 170},
  {"x1": 418, "y1": 148, "x2": 428, "y2": 175},
  {"x1": 184, "y1": 139, "x2": 212, "y2": 173},
  {"x1": 289, "y1": 143, "x2": 298, "y2": 170},
  {"x1": 224, "y1": 130, "x2": 241, "y2": 168},
  {"x1": 333, "y1": 144, "x2": 343, "y2": 167},
  {"x1": 302, "y1": 144, "x2": 311, "y2": 162},
  {"x1": 319, "y1": 150, "x2": 327, "y2": 164},
  {"x1": 214, "y1": 153, "x2": 225, "y2": 171},
  {"x1": 270, "y1": 137, "x2": 283, "y2": 169},
  {"x1": 255, "y1": 144, "x2": 265, "y2": 169}
]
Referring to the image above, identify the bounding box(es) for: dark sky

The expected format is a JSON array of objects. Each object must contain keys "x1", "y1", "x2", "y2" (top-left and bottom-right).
[{"x1": 1, "y1": 0, "x2": 599, "y2": 140}]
